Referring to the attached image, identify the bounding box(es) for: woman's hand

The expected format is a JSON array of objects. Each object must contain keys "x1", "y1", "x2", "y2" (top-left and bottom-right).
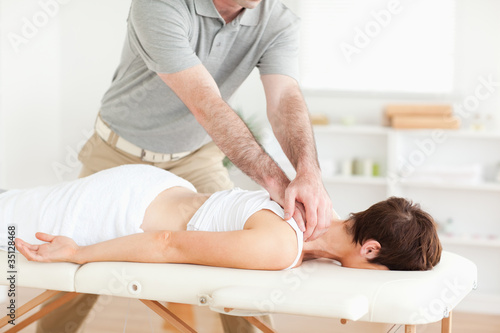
[{"x1": 15, "y1": 232, "x2": 80, "y2": 263}]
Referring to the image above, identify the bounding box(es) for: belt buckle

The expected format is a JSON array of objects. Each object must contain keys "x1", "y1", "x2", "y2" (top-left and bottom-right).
[
  {"x1": 169, "y1": 153, "x2": 181, "y2": 162},
  {"x1": 141, "y1": 150, "x2": 187, "y2": 163}
]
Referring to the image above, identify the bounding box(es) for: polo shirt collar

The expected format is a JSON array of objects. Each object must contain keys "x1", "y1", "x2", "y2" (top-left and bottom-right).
[
  {"x1": 195, "y1": 0, "x2": 221, "y2": 19},
  {"x1": 195, "y1": 0, "x2": 261, "y2": 26},
  {"x1": 240, "y1": 7, "x2": 261, "y2": 26}
]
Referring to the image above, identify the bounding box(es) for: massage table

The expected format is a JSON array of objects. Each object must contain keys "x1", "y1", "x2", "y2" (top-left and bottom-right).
[{"x1": 0, "y1": 250, "x2": 476, "y2": 333}]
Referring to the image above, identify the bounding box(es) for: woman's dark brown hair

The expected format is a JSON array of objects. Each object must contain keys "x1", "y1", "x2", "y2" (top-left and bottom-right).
[{"x1": 346, "y1": 197, "x2": 442, "y2": 271}]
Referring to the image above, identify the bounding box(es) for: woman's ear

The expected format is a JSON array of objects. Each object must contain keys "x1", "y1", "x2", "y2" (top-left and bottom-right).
[{"x1": 360, "y1": 239, "x2": 381, "y2": 260}]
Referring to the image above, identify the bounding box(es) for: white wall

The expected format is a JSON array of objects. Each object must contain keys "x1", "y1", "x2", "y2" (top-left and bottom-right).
[
  {"x1": 56, "y1": 0, "x2": 131, "y2": 182},
  {"x1": 453, "y1": 0, "x2": 500, "y2": 123},
  {"x1": 234, "y1": 0, "x2": 500, "y2": 128},
  {"x1": 0, "y1": 0, "x2": 131, "y2": 188},
  {"x1": 300, "y1": 0, "x2": 500, "y2": 128},
  {"x1": 0, "y1": 0, "x2": 63, "y2": 188}
]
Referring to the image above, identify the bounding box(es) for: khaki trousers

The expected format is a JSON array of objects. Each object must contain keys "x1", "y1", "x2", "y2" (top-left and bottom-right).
[{"x1": 35, "y1": 132, "x2": 271, "y2": 333}]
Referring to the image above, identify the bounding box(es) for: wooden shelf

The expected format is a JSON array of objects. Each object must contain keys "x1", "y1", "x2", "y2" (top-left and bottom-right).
[
  {"x1": 440, "y1": 234, "x2": 500, "y2": 248},
  {"x1": 314, "y1": 124, "x2": 500, "y2": 139},
  {"x1": 398, "y1": 180, "x2": 500, "y2": 192},
  {"x1": 313, "y1": 124, "x2": 388, "y2": 135},
  {"x1": 398, "y1": 128, "x2": 500, "y2": 139}
]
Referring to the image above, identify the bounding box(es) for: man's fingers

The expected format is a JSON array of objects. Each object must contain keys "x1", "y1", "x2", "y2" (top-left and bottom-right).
[
  {"x1": 303, "y1": 211, "x2": 317, "y2": 241},
  {"x1": 292, "y1": 202, "x2": 306, "y2": 232},
  {"x1": 306, "y1": 202, "x2": 318, "y2": 230},
  {"x1": 35, "y1": 232, "x2": 55, "y2": 242},
  {"x1": 284, "y1": 177, "x2": 334, "y2": 240},
  {"x1": 283, "y1": 188, "x2": 297, "y2": 221},
  {"x1": 292, "y1": 210, "x2": 305, "y2": 233},
  {"x1": 315, "y1": 206, "x2": 327, "y2": 239},
  {"x1": 307, "y1": 219, "x2": 328, "y2": 241},
  {"x1": 302, "y1": 197, "x2": 318, "y2": 240},
  {"x1": 308, "y1": 197, "x2": 334, "y2": 241},
  {"x1": 319, "y1": 199, "x2": 332, "y2": 230}
]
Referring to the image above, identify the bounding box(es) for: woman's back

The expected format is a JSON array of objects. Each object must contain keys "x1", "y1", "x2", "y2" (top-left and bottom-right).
[{"x1": 142, "y1": 186, "x2": 210, "y2": 231}]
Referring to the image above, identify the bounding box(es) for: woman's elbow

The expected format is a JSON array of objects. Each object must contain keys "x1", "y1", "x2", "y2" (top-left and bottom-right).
[{"x1": 156, "y1": 230, "x2": 174, "y2": 263}]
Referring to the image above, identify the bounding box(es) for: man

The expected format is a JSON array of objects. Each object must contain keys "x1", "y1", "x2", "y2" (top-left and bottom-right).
[{"x1": 37, "y1": 0, "x2": 333, "y2": 332}]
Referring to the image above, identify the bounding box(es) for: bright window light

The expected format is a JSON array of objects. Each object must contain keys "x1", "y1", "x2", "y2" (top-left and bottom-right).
[{"x1": 298, "y1": 0, "x2": 456, "y2": 94}]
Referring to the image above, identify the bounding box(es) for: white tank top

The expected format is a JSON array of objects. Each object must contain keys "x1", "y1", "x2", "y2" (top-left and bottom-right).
[{"x1": 187, "y1": 188, "x2": 304, "y2": 270}]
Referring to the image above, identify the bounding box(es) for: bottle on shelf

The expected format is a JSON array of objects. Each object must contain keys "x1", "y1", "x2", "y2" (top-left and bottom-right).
[
  {"x1": 353, "y1": 158, "x2": 363, "y2": 176},
  {"x1": 372, "y1": 162, "x2": 381, "y2": 177},
  {"x1": 341, "y1": 159, "x2": 353, "y2": 176},
  {"x1": 362, "y1": 158, "x2": 373, "y2": 177}
]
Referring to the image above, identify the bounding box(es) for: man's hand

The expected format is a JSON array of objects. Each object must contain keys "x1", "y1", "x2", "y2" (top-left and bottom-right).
[{"x1": 283, "y1": 173, "x2": 333, "y2": 241}]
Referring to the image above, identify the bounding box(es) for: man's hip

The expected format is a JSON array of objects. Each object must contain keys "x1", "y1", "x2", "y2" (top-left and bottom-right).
[
  {"x1": 78, "y1": 123, "x2": 233, "y2": 192},
  {"x1": 94, "y1": 116, "x2": 194, "y2": 163}
]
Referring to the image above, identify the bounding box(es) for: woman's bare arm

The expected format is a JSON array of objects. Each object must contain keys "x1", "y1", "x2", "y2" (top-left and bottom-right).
[
  {"x1": 15, "y1": 231, "x2": 169, "y2": 265},
  {"x1": 16, "y1": 211, "x2": 300, "y2": 270},
  {"x1": 166, "y1": 219, "x2": 298, "y2": 270}
]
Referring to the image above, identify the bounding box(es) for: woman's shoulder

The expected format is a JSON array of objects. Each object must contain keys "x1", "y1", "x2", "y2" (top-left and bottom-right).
[{"x1": 244, "y1": 209, "x2": 301, "y2": 269}]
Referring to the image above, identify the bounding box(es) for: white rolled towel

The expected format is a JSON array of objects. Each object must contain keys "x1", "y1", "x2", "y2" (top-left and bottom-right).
[{"x1": 0, "y1": 165, "x2": 196, "y2": 250}]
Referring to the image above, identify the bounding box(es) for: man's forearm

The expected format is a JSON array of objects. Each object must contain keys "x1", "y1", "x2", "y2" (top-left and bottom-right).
[
  {"x1": 260, "y1": 75, "x2": 333, "y2": 239},
  {"x1": 269, "y1": 87, "x2": 320, "y2": 177},
  {"x1": 198, "y1": 96, "x2": 291, "y2": 202},
  {"x1": 157, "y1": 66, "x2": 290, "y2": 203}
]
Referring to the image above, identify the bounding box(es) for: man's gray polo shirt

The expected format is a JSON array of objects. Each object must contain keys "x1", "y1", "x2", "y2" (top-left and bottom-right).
[{"x1": 99, "y1": 0, "x2": 300, "y2": 154}]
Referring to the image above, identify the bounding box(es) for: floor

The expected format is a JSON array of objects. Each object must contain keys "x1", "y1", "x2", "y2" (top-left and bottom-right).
[{"x1": 1, "y1": 287, "x2": 500, "y2": 333}]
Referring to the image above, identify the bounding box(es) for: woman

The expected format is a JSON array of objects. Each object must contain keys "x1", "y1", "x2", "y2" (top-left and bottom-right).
[{"x1": 2, "y1": 164, "x2": 441, "y2": 271}]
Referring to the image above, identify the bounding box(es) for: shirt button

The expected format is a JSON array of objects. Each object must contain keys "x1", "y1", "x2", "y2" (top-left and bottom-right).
[{"x1": 216, "y1": 42, "x2": 221, "y2": 47}]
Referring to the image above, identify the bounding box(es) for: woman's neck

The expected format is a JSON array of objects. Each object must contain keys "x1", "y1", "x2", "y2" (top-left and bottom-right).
[{"x1": 302, "y1": 220, "x2": 351, "y2": 263}]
